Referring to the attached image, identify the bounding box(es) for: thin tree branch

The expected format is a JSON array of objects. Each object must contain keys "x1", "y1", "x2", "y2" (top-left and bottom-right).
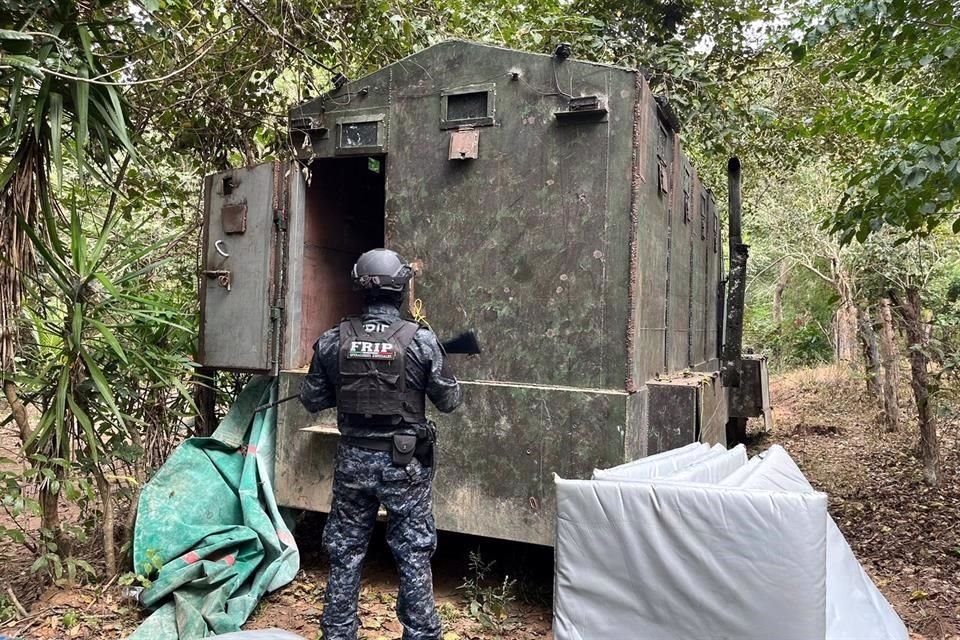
[
  {"x1": 10, "y1": 37, "x2": 220, "y2": 87},
  {"x1": 234, "y1": 0, "x2": 338, "y2": 74}
]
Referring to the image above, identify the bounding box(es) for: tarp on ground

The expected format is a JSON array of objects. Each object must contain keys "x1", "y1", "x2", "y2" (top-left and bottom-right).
[{"x1": 130, "y1": 376, "x2": 300, "y2": 639}]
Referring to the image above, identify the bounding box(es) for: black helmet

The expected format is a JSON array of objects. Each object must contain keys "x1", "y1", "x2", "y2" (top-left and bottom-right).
[{"x1": 351, "y1": 248, "x2": 413, "y2": 292}]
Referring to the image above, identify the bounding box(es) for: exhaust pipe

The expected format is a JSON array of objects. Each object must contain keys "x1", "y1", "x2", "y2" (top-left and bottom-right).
[{"x1": 722, "y1": 157, "x2": 748, "y2": 388}]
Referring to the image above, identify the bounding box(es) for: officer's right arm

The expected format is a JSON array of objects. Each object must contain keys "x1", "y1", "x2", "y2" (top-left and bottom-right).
[
  {"x1": 299, "y1": 327, "x2": 339, "y2": 414},
  {"x1": 421, "y1": 330, "x2": 463, "y2": 413}
]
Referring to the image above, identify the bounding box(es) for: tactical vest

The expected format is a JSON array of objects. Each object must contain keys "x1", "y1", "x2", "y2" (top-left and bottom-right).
[{"x1": 337, "y1": 317, "x2": 426, "y2": 425}]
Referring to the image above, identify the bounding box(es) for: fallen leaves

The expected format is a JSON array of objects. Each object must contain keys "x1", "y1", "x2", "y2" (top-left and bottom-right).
[{"x1": 764, "y1": 365, "x2": 960, "y2": 639}]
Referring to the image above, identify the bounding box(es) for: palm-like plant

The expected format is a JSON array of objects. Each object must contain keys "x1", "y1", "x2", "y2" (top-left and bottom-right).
[
  {"x1": 2, "y1": 1, "x2": 134, "y2": 377},
  {"x1": 2, "y1": 1, "x2": 139, "y2": 573},
  {"x1": 15, "y1": 193, "x2": 196, "y2": 575}
]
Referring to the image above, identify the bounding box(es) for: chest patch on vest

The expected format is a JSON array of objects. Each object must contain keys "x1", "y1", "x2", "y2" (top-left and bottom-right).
[{"x1": 347, "y1": 340, "x2": 396, "y2": 360}]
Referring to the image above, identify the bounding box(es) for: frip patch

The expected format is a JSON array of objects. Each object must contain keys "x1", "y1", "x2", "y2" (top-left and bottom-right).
[{"x1": 347, "y1": 340, "x2": 396, "y2": 360}]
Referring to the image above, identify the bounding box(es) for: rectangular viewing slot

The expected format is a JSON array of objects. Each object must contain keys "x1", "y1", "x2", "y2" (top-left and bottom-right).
[
  {"x1": 441, "y1": 83, "x2": 495, "y2": 129},
  {"x1": 335, "y1": 114, "x2": 385, "y2": 155},
  {"x1": 447, "y1": 92, "x2": 488, "y2": 121}
]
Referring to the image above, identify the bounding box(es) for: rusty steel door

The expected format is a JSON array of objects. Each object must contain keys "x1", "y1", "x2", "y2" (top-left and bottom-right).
[{"x1": 199, "y1": 163, "x2": 283, "y2": 371}]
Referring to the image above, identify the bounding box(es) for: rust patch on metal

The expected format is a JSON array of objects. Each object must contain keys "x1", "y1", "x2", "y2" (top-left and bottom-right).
[
  {"x1": 625, "y1": 72, "x2": 645, "y2": 394},
  {"x1": 448, "y1": 128, "x2": 479, "y2": 160},
  {"x1": 221, "y1": 203, "x2": 247, "y2": 234}
]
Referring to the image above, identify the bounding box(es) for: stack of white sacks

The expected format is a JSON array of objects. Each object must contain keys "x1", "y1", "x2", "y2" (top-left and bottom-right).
[{"x1": 553, "y1": 442, "x2": 907, "y2": 640}]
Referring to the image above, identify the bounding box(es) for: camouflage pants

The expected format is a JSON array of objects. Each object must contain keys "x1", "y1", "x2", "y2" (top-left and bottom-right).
[{"x1": 322, "y1": 443, "x2": 441, "y2": 640}]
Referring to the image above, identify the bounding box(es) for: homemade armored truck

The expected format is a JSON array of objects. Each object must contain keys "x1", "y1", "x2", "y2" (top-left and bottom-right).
[{"x1": 198, "y1": 40, "x2": 771, "y2": 546}]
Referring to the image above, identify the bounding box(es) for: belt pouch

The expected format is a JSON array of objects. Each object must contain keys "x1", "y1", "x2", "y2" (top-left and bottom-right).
[{"x1": 392, "y1": 434, "x2": 417, "y2": 466}]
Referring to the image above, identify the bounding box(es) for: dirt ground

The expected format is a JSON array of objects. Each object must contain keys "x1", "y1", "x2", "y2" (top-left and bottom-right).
[
  {"x1": 1, "y1": 364, "x2": 958, "y2": 639},
  {"x1": 754, "y1": 365, "x2": 960, "y2": 640}
]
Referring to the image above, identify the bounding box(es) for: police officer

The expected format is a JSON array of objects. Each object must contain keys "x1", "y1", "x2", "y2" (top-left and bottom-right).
[{"x1": 299, "y1": 248, "x2": 462, "y2": 640}]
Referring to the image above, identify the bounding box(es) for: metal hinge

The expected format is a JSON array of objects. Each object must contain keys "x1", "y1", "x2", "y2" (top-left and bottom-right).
[
  {"x1": 270, "y1": 306, "x2": 284, "y2": 375},
  {"x1": 273, "y1": 208, "x2": 287, "y2": 231}
]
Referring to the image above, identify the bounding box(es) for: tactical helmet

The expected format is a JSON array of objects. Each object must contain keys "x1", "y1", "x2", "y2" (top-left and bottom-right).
[{"x1": 351, "y1": 248, "x2": 413, "y2": 292}]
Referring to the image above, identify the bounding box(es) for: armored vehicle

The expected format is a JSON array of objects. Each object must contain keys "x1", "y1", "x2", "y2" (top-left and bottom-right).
[{"x1": 198, "y1": 40, "x2": 771, "y2": 545}]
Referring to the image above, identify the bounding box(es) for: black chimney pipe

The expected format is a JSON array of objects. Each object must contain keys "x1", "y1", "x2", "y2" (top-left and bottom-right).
[{"x1": 722, "y1": 157, "x2": 748, "y2": 388}]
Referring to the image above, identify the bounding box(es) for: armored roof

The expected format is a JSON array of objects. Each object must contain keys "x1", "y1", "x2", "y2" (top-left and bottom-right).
[{"x1": 291, "y1": 39, "x2": 637, "y2": 113}]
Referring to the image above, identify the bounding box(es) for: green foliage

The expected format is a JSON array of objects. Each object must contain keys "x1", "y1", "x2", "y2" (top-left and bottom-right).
[
  {"x1": 30, "y1": 525, "x2": 97, "y2": 586},
  {"x1": 0, "y1": 594, "x2": 18, "y2": 623},
  {"x1": 458, "y1": 550, "x2": 516, "y2": 633},
  {"x1": 787, "y1": 0, "x2": 960, "y2": 241},
  {"x1": 61, "y1": 609, "x2": 79, "y2": 628},
  {"x1": 119, "y1": 548, "x2": 164, "y2": 588},
  {"x1": 746, "y1": 268, "x2": 836, "y2": 371},
  {"x1": 0, "y1": 2, "x2": 133, "y2": 186},
  {"x1": 15, "y1": 195, "x2": 196, "y2": 467}
]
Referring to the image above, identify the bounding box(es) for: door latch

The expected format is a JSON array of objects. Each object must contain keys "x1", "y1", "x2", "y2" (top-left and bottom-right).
[{"x1": 202, "y1": 269, "x2": 232, "y2": 292}]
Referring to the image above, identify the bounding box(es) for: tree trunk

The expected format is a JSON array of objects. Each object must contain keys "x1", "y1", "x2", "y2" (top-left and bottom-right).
[
  {"x1": 834, "y1": 302, "x2": 859, "y2": 362},
  {"x1": 878, "y1": 298, "x2": 900, "y2": 432},
  {"x1": 2, "y1": 380, "x2": 30, "y2": 443},
  {"x1": 773, "y1": 261, "x2": 789, "y2": 325},
  {"x1": 118, "y1": 421, "x2": 146, "y2": 570},
  {"x1": 122, "y1": 485, "x2": 140, "y2": 570},
  {"x1": 39, "y1": 484, "x2": 64, "y2": 553},
  {"x1": 5, "y1": 381, "x2": 68, "y2": 553},
  {"x1": 93, "y1": 467, "x2": 117, "y2": 577},
  {"x1": 856, "y1": 306, "x2": 883, "y2": 408},
  {"x1": 897, "y1": 287, "x2": 939, "y2": 486}
]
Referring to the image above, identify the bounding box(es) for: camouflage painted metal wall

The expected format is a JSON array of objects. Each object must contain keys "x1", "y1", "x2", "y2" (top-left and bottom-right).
[
  {"x1": 623, "y1": 74, "x2": 724, "y2": 460},
  {"x1": 278, "y1": 41, "x2": 727, "y2": 544},
  {"x1": 274, "y1": 372, "x2": 628, "y2": 545}
]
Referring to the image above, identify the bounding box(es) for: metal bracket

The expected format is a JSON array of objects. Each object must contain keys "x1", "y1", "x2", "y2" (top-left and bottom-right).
[{"x1": 202, "y1": 269, "x2": 232, "y2": 292}]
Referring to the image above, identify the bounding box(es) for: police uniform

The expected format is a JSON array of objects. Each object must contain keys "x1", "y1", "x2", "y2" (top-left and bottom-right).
[{"x1": 300, "y1": 300, "x2": 462, "y2": 640}]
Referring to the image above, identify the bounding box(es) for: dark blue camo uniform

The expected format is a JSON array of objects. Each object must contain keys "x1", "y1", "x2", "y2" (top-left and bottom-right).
[{"x1": 300, "y1": 301, "x2": 462, "y2": 640}]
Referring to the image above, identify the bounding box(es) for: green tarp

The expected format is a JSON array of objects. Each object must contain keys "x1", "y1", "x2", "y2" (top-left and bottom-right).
[{"x1": 130, "y1": 377, "x2": 300, "y2": 639}]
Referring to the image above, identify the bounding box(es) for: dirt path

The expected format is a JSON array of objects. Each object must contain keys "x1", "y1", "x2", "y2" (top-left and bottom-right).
[
  {"x1": 1, "y1": 364, "x2": 957, "y2": 638},
  {"x1": 755, "y1": 364, "x2": 960, "y2": 640}
]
